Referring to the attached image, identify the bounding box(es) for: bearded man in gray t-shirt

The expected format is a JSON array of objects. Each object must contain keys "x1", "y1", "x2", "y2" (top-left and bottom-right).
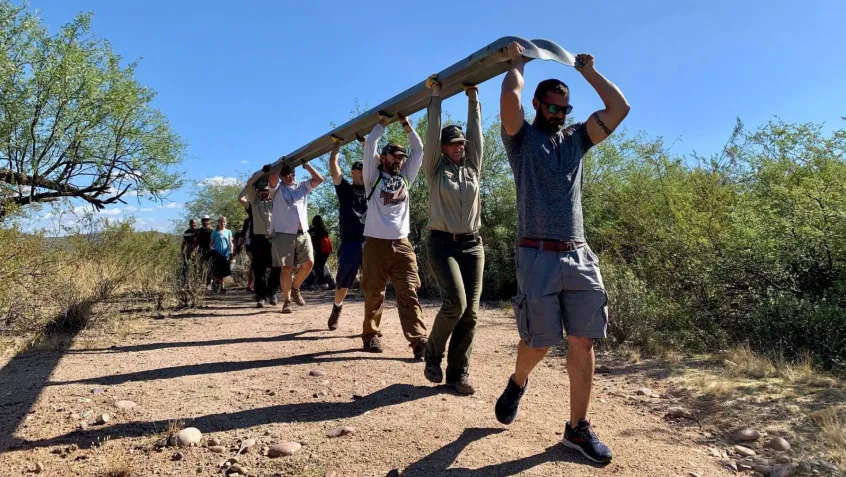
[{"x1": 494, "y1": 41, "x2": 630, "y2": 465}]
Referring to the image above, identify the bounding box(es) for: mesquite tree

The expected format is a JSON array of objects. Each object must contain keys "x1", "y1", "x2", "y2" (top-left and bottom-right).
[{"x1": 0, "y1": 2, "x2": 184, "y2": 219}]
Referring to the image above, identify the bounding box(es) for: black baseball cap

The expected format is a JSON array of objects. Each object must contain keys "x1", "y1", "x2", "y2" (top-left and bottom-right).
[
  {"x1": 441, "y1": 125, "x2": 468, "y2": 145},
  {"x1": 256, "y1": 179, "x2": 271, "y2": 191},
  {"x1": 279, "y1": 164, "x2": 293, "y2": 175},
  {"x1": 351, "y1": 161, "x2": 363, "y2": 171},
  {"x1": 381, "y1": 144, "x2": 407, "y2": 158}
]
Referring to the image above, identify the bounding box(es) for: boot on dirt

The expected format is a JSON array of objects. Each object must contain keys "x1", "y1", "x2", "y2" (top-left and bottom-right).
[
  {"x1": 363, "y1": 335, "x2": 384, "y2": 353},
  {"x1": 281, "y1": 300, "x2": 293, "y2": 314},
  {"x1": 447, "y1": 374, "x2": 476, "y2": 395},
  {"x1": 327, "y1": 304, "x2": 342, "y2": 330},
  {"x1": 424, "y1": 362, "x2": 443, "y2": 384},
  {"x1": 291, "y1": 288, "x2": 306, "y2": 306},
  {"x1": 256, "y1": 299, "x2": 266, "y2": 308},
  {"x1": 411, "y1": 339, "x2": 427, "y2": 361},
  {"x1": 268, "y1": 294, "x2": 278, "y2": 306}
]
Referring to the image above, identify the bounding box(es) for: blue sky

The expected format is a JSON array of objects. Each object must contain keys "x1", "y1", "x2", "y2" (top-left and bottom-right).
[{"x1": 15, "y1": 0, "x2": 846, "y2": 234}]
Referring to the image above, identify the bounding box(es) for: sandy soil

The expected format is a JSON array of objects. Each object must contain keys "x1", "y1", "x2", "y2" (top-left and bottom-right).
[{"x1": 0, "y1": 289, "x2": 732, "y2": 476}]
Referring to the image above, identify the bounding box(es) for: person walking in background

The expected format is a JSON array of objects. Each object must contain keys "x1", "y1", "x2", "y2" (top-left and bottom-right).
[
  {"x1": 210, "y1": 216, "x2": 234, "y2": 293},
  {"x1": 421, "y1": 81, "x2": 485, "y2": 395},
  {"x1": 180, "y1": 218, "x2": 199, "y2": 282},
  {"x1": 267, "y1": 161, "x2": 324, "y2": 313},
  {"x1": 197, "y1": 214, "x2": 214, "y2": 289},
  {"x1": 494, "y1": 41, "x2": 630, "y2": 464},
  {"x1": 241, "y1": 170, "x2": 278, "y2": 308},
  {"x1": 360, "y1": 112, "x2": 427, "y2": 358},
  {"x1": 303, "y1": 215, "x2": 336, "y2": 290},
  {"x1": 327, "y1": 138, "x2": 367, "y2": 331}
]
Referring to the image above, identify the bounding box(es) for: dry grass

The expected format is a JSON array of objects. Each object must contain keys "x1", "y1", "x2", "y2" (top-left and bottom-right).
[
  {"x1": 98, "y1": 456, "x2": 134, "y2": 477},
  {"x1": 810, "y1": 407, "x2": 846, "y2": 465},
  {"x1": 670, "y1": 346, "x2": 846, "y2": 467}
]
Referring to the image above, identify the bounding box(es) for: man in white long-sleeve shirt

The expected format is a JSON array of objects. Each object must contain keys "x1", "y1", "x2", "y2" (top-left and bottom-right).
[
  {"x1": 360, "y1": 112, "x2": 427, "y2": 358},
  {"x1": 268, "y1": 161, "x2": 324, "y2": 313}
]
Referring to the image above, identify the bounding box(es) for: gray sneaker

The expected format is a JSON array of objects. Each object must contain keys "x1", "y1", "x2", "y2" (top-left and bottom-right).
[
  {"x1": 291, "y1": 288, "x2": 306, "y2": 306},
  {"x1": 268, "y1": 294, "x2": 278, "y2": 306},
  {"x1": 281, "y1": 300, "x2": 293, "y2": 314},
  {"x1": 448, "y1": 375, "x2": 476, "y2": 395},
  {"x1": 256, "y1": 299, "x2": 266, "y2": 309}
]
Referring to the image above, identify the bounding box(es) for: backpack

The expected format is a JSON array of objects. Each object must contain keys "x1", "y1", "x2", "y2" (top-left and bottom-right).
[{"x1": 320, "y1": 235, "x2": 333, "y2": 255}]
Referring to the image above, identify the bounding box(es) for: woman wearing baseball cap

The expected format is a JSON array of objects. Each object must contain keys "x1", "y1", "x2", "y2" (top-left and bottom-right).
[{"x1": 420, "y1": 81, "x2": 485, "y2": 395}]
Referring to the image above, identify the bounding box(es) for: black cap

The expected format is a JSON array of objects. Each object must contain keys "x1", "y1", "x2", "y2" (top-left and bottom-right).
[
  {"x1": 256, "y1": 179, "x2": 270, "y2": 190},
  {"x1": 381, "y1": 144, "x2": 407, "y2": 158},
  {"x1": 279, "y1": 164, "x2": 293, "y2": 175},
  {"x1": 441, "y1": 125, "x2": 468, "y2": 145},
  {"x1": 351, "y1": 161, "x2": 363, "y2": 171}
]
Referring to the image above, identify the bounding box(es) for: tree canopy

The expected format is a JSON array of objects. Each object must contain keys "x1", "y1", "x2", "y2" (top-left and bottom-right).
[{"x1": 0, "y1": 2, "x2": 185, "y2": 219}]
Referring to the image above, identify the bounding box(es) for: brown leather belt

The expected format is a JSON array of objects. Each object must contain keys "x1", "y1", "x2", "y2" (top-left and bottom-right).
[
  {"x1": 430, "y1": 229, "x2": 480, "y2": 242},
  {"x1": 518, "y1": 238, "x2": 586, "y2": 252}
]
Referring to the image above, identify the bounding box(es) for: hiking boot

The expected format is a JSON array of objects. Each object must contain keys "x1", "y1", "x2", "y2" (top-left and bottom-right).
[
  {"x1": 268, "y1": 294, "x2": 278, "y2": 306},
  {"x1": 411, "y1": 339, "x2": 427, "y2": 361},
  {"x1": 281, "y1": 300, "x2": 293, "y2": 314},
  {"x1": 447, "y1": 374, "x2": 476, "y2": 395},
  {"x1": 363, "y1": 335, "x2": 383, "y2": 353},
  {"x1": 424, "y1": 362, "x2": 443, "y2": 384},
  {"x1": 291, "y1": 288, "x2": 306, "y2": 306},
  {"x1": 327, "y1": 304, "x2": 342, "y2": 331},
  {"x1": 494, "y1": 375, "x2": 527, "y2": 425},
  {"x1": 256, "y1": 299, "x2": 266, "y2": 308},
  {"x1": 562, "y1": 419, "x2": 613, "y2": 463}
]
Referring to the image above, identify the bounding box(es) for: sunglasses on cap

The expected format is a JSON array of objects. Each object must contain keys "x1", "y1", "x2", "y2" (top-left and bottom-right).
[{"x1": 539, "y1": 100, "x2": 573, "y2": 115}]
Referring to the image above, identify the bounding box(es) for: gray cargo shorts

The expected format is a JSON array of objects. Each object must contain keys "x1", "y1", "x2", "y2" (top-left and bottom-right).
[{"x1": 511, "y1": 244, "x2": 608, "y2": 348}]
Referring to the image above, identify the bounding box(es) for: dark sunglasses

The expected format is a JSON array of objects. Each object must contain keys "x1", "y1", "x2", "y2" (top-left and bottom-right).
[{"x1": 540, "y1": 100, "x2": 573, "y2": 115}]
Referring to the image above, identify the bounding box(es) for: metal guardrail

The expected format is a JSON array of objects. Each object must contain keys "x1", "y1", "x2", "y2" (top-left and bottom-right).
[{"x1": 275, "y1": 36, "x2": 576, "y2": 168}]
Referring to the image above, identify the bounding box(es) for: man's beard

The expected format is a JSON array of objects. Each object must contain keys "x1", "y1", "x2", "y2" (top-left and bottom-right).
[
  {"x1": 381, "y1": 160, "x2": 401, "y2": 175},
  {"x1": 534, "y1": 111, "x2": 565, "y2": 134}
]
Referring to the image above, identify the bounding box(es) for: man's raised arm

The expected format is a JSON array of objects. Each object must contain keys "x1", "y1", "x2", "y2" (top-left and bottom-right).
[
  {"x1": 501, "y1": 42, "x2": 527, "y2": 137},
  {"x1": 577, "y1": 53, "x2": 630, "y2": 146},
  {"x1": 302, "y1": 161, "x2": 324, "y2": 189},
  {"x1": 328, "y1": 140, "x2": 343, "y2": 186},
  {"x1": 363, "y1": 114, "x2": 390, "y2": 193}
]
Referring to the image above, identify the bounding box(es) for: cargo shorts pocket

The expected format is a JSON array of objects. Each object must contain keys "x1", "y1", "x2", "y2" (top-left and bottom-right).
[{"x1": 512, "y1": 293, "x2": 531, "y2": 340}]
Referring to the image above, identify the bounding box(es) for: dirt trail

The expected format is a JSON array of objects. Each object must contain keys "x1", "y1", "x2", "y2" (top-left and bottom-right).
[{"x1": 0, "y1": 289, "x2": 731, "y2": 476}]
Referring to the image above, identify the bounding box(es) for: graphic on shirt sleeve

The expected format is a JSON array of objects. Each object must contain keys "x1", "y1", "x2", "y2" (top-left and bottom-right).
[{"x1": 379, "y1": 175, "x2": 408, "y2": 206}]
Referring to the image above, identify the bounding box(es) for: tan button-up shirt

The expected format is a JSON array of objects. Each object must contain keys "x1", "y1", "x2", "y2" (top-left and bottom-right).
[
  {"x1": 242, "y1": 186, "x2": 273, "y2": 236},
  {"x1": 423, "y1": 96, "x2": 483, "y2": 234}
]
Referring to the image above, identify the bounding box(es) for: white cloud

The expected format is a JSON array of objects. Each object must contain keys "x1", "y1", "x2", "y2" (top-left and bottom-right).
[
  {"x1": 139, "y1": 207, "x2": 154, "y2": 212},
  {"x1": 124, "y1": 206, "x2": 138, "y2": 213},
  {"x1": 106, "y1": 186, "x2": 138, "y2": 198},
  {"x1": 157, "y1": 202, "x2": 183, "y2": 210},
  {"x1": 197, "y1": 176, "x2": 240, "y2": 187},
  {"x1": 239, "y1": 160, "x2": 250, "y2": 164}
]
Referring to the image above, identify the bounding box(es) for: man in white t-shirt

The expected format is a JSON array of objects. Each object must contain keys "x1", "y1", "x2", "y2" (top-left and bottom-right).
[
  {"x1": 268, "y1": 160, "x2": 324, "y2": 313},
  {"x1": 360, "y1": 112, "x2": 427, "y2": 359}
]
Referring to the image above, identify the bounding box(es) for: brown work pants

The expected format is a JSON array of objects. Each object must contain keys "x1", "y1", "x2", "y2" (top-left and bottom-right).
[{"x1": 361, "y1": 237, "x2": 427, "y2": 346}]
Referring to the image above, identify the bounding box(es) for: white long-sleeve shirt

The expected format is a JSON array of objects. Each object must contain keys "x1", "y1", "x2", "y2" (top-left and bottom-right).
[
  {"x1": 362, "y1": 123, "x2": 424, "y2": 240},
  {"x1": 270, "y1": 179, "x2": 313, "y2": 234}
]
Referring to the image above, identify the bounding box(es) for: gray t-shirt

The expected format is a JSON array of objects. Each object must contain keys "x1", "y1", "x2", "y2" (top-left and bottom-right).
[{"x1": 502, "y1": 120, "x2": 594, "y2": 241}]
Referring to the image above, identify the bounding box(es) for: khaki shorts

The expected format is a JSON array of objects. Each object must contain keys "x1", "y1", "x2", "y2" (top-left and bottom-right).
[
  {"x1": 512, "y1": 244, "x2": 608, "y2": 347},
  {"x1": 272, "y1": 232, "x2": 313, "y2": 268}
]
